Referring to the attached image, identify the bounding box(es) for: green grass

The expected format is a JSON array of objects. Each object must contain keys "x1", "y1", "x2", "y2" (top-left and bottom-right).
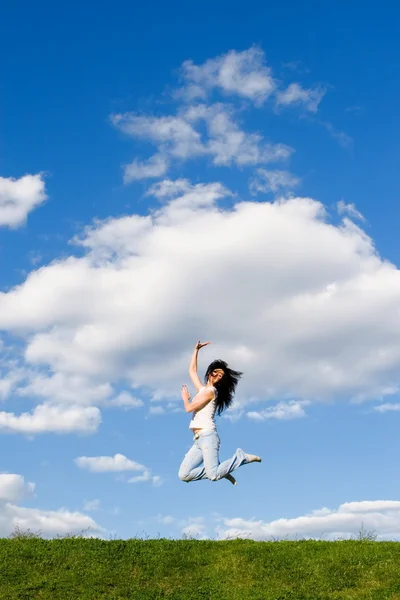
[{"x1": 2, "y1": 536, "x2": 400, "y2": 599}]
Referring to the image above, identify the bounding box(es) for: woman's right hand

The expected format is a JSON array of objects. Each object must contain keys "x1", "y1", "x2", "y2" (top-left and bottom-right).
[{"x1": 195, "y1": 341, "x2": 210, "y2": 351}]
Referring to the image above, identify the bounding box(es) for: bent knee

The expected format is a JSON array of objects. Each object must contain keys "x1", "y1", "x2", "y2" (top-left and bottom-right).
[
  {"x1": 178, "y1": 470, "x2": 190, "y2": 482},
  {"x1": 206, "y1": 471, "x2": 219, "y2": 482}
]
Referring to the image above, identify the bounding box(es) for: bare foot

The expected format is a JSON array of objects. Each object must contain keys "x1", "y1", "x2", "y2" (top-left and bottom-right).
[{"x1": 244, "y1": 453, "x2": 262, "y2": 463}]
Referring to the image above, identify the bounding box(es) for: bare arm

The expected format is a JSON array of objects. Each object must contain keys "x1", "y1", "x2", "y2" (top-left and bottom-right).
[
  {"x1": 181, "y1": 385, "x2": 214, "y2": 413},
  {"x1": 189, "y1": 341, "x2": 210, "y2": 391}
]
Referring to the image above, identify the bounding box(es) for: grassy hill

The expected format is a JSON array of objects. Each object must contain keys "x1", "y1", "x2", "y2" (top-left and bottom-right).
[{"x1": 1, "y1": 537, "x2": 400, "y2": 599}]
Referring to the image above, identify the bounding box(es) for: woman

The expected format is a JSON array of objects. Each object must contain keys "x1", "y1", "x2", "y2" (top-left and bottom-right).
[{"x1": 178, "y1": 341, "x2": 261, "y2": 485}]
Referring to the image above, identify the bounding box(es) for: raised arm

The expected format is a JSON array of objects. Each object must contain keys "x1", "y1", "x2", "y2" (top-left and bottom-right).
[{"x1": 189, "y1": 341, "x2": 210, "y2": 391}]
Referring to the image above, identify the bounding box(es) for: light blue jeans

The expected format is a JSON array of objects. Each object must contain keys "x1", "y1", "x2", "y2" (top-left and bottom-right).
[{"x1": 178, "y1": 430, "x2": 249, "y2": 482}]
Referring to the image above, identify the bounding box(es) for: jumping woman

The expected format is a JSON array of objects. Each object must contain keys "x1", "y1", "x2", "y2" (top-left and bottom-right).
[{"x1": 178, "y1": 341, "x2": 261, "y2": 485}]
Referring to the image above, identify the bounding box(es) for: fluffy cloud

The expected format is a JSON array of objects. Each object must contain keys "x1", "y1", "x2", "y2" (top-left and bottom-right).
[
  {"x1": 0, "y1": 181, "x2": 400, "y2": 433},
  {"x1": 155, "y1": 514, "x2": 207, "y2": 538},
  {"x1": 83, "y1": 499, "x2": 101, "y2": 511},
  {"x1": 111, "y1": 113, "x2": 205, "y2": 160},
  {"x1": 0, "y1": 362, "x2": 27, "y2": 401},
  {"x1": 75, "y1": 454, "x2": 162, "y2": 486},
  {"x1": 0, "y1": 404, "x2": 101, "y2": 435},
  {"x1": 0, "y1": 474, "x2": 34, "y2": 502},
  {"x1": 180, "y1": 47, "x2": 276, "y2": 104},
  {"x1": 181, "y1": 517, "x2": 207, "y2": 538},
  {"x1": 151, "y1": 475, "x2": 163, "y2": 487},
  {"x1": 0, "y1": 473, "x2": 103, "y2": 538},
  {"x1": 374, "y1": 403, "x2": 400, "y2": 413},
  {"x1": 105, "y1": 391, "x2": 144, "y2": 409},
  {"x1": 0, "y1": 174, "x2": 47, "y2": 228},
  {"x1": 111, "y1": 47, "x2": 328, "y2": 182},
  {"x1": 112, "y1": 104, "x2": 292, "y2": 173},
  {"x1": 247, "y1": 400, "x2": 310, "y2": 421},
  {"x1": 148, "y1": 406, "x2": 165, "y2": 415},
  {"x1": 148, "y1": 178, "x2": 229, "y2": 204},
  {"x1": 17, "y1": 372, "x2": 113, "y2": 405},
  {"x1": 128, "y1": 470, "x2": 163, "y2": 486},
  {"x1": 185, "y1": 103, "x2": 293, "y2": 166},
  {"x1": 123, "y1": 154, "x2": 169, "y2": 182},
  {"x1": 75, "y1": 453, "x2": 145, "y2": 473},
  {"x1": 5, "y1": 506, "x2": 102, "y2": 538},
  {"x1": 250, "y1": 169, "x2": 300, "y2": 195},
  {"x1": 155, "y1": 500, "x2": 400, "y2": 541},
  {"x1": 337, "y1": 200, "x2": 365, "y2": 222},
  {"x1": 216, "y1": 500, "x2": 400, "y2": 541},
  {"x1": 180, "y1": 47, "x2": 325, "y2": 116},
  {"x1": 276, "y1": 83, "x2": 326, "y2": 113}
]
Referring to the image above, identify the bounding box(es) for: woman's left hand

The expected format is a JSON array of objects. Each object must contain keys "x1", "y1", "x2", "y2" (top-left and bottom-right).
[
  {"x1": 181, "y1": 385, "x2": 191, "y2": 402},
  {"x1": 195, "y1": 341, "x2": 210, "y2": 351}
]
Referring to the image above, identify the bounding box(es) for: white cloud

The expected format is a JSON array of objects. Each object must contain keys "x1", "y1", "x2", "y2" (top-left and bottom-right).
[
  {"x1": 147, "y1": 178, "x2": 194, "y2": 199},
  {"x1": 0, "y1": 174, "x2": 47, "y2": 228},
  {"x1": 216, "y1": 499, "x2": 400, "y2": 541},
  {"x1": 128, "y1": 470, "x2": 163, "y2": 486},
  {"x1": 180, "y1": 47, "x2": 276, "y2": 104},
  {"x1": 192, "y1": 104, "x2": 293, "y2": 167},
  {"x1": 128, "y1": 470, "x2": 151, "y2": 483},
  {"x1": 149, "y1": 406, "x2": 165, "y2": 415},
  {"x1": 250, "y1": 169, "x2": 300, "y2": 195},
  {"x1": 151, "y1": 475, "x2": 163, "y2": 487},
  {"x1": 0, "y1": 404, "x2": 100, "y2": 435},
  {"x1": 156, "y1": 514, "x2": 176, "y2": 525},
  {"x1": 0, "y1": 473, "x2": 103, "y2": 538},
  {"x1": 75, "y1": 454, "x2": 162, "y2": 486},
  {"x1": 0, "y1": 473, "x2": 35, "y2": 502},
  {"x1": 181, "y1": 517, "x2": 207, "y2": 538},
  {"x1": 155, "y1": 514, "x2": 206, "y2": 537},
  {"x1": 75, "y1": 453, "x2": 145, "y2": 473},
  {"x1": 374, "y1": 403, "x2": 400, "y2": 413},
  {"x1": 73, "y1": 215, "x2": 153, "y2": 264},
  {"x1": 148, "y1": 178, "x2": 231, "y2": 208},
  {"x1": 276, "y1": 83, "x2": 326, "y2": 113},
  {"x1": 106, "y1": 391, "x2": 144, "y2": 409},
  {"x1": 6, "y1": 506, "x2": 102, "y2": 538},
  {"x1": 83, "y1": 499, "x2": 101, "y2": 511},
  {"x1": 17, "y1": 372, "x2": 113, "y2": 405},
  {"x1": 247, "y1": 400, "x2": 310, "y2": 421},
  {"x1": 1, "y1": 185, "x2": 400, "y2": 427},
  {"x1": 0, "y1": 365, "x2": 27, "y2": 401},
  {"x1": 73, "y1": 179, "x2": 230, "y2": 267},
  {"x1": 112, "y1": 103, "x2": 292, "y2": 179},
  {"x1": 123, "y1": 154, "x2": 168, "y2": 182},
  {"x1": 111, "y1": 113, "x2": 205, "y2": 160},
  {"x1": 110, "y1": 47, "x2": 329, "y2": 183},
  {"x1": 337, "y1": 200, "x2": 365, "y2": 222},
  {"x1": 180, "y1": 47, "x2": 324, "y2": 114}
]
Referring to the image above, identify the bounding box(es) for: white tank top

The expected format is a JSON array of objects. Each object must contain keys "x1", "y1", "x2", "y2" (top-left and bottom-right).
[{"x1": 189, "y1": 386, "x2": 218, "y2": 431}]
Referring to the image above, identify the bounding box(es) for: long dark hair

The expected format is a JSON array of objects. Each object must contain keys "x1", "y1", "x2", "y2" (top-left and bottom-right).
[{"x1": 204, "y1": 359, "x2": 243, "y2": 416}]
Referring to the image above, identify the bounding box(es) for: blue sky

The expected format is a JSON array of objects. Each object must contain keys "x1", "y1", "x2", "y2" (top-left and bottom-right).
[{"x1": 1, "y1": 0, "x2": 400, "y2": 540}]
